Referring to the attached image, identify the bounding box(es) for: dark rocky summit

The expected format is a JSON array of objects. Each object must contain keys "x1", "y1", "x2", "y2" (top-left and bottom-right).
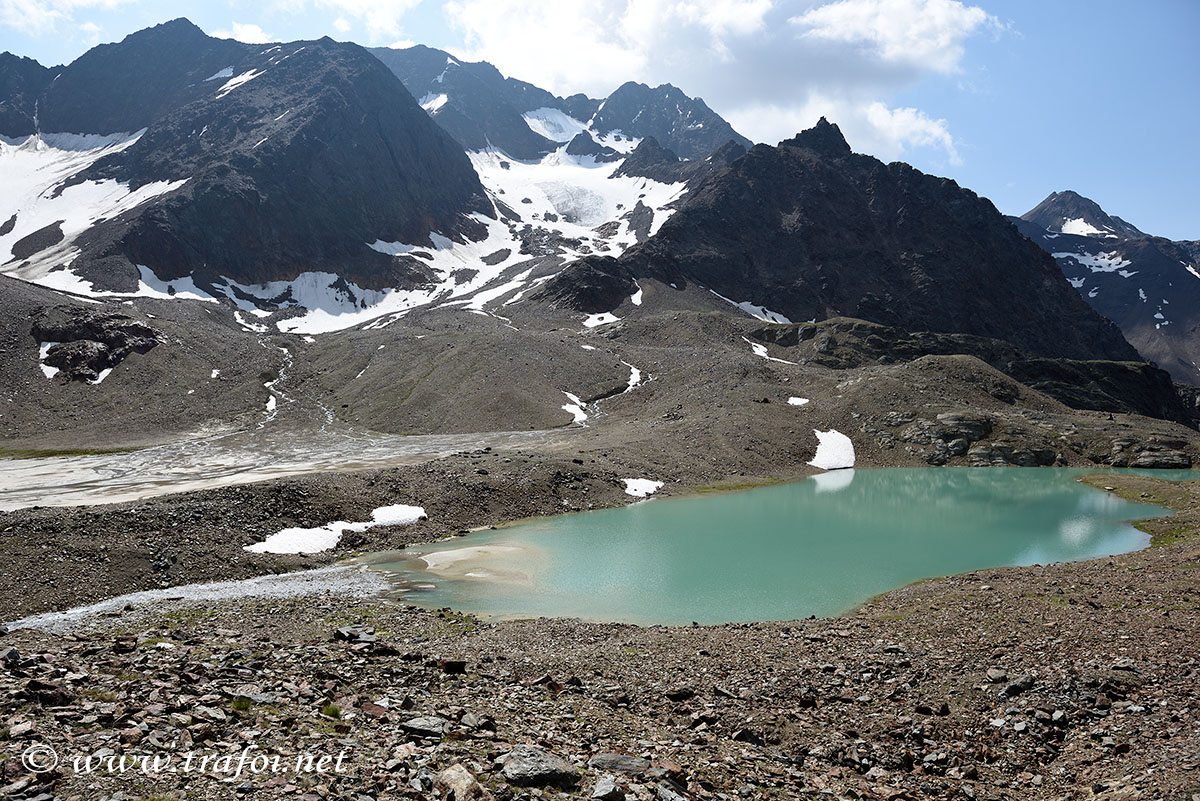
[
  {"x1": 550, "y1": 119, "x2": 1138, "y2": 363},
  {"x1": 590, "y1": 81, "x2": 754, "y2": 160},
  {"x1": 1021, "y1": 189, "x2": 1146, "y2": 239},
  {"x1": 3, "y1": 21, "x2": 491, "y2": 291},
  {"x1": 371, "y1": 44, "x2": 565, "y2": 160}
]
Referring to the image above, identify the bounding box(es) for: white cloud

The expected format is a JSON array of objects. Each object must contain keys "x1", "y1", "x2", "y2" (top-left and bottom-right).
[
  {"x1": 444, "y1": 0, "x2": 775, "y2": 96},
  {"x1": 211, "y1": 22, "x2": 273, "y2": 44},
  {"x1": 332, "y1": 16, "x2": 351, "y2": 33},
  {"x1": 728, "y1": 94, "x2": 959, "y2": 165},
  {"x1": 0, "y1": 0, "x2": 133, "y2": 35},
  {"x1": 77, "y1": 18, "x2": 99, "y2": 45},
  {"x1": 791, "y1": 0, "x2": 995, "y2": 73},
  {"x1": 311, "y1": 0, "x2": 423, "y2": 41}
]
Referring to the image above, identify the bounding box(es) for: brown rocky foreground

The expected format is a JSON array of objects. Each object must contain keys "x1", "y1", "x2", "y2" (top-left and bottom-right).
[{"x1": 1, "y1": 474, "x2": 1198, "y2": 801}]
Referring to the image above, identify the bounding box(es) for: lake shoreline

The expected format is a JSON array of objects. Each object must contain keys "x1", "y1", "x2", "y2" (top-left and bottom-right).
[{"x1": 2, "y1": 471, "x2": 1197, "y2": 799}]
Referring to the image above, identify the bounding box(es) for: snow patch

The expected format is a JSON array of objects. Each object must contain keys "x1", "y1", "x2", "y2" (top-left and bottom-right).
[
  {"x1": 808, "y1": 429, "x2": 855, "y2": 470},
  {"x1": 622, "y1": 478, "x2": 663, "y2": 498},
  {"x1": 621, "y1": 361, "x2": 643, "y2": 392},
  {"x1": 0, "y1": 132, "x2": 187, "y2": 285},
  {"x1": 710, "y1": 290, "x2": 792, "y2": 324},
  {"x1": 561, "y1": 391, "x2": 588, "y2": 424},
  {"x1": 419, "y1": 93, "x2": 448, "y2": 113},
  {"x1": 523, "y1": 108, "x2": 587, "y2": 142},
  {"x1": 630, "y1": 281, "x2": 643, "y2": 306},
  {"x1": 1052, "y1": 250, "x2": 1132, "y2": 273},
  {"x1": 787, "y1": 397, "x2": 810, "y2": 406},
  {"x1": 1060, "y1": 218, "x2": 1107, "y2": 237},
  {"x1": 204, "y1": 66, "x2": 234, "y2": 81},
  {"x1": 245, "y1": 504, "x2": 425, "y2": 554},
  {"x1": 742, "y1": 336, "x2": 798, "y2": 365},
  {"x1": 584, "y1": 312, "x2": 620, "y2": 328},
  {"x1": 215, "y1": 69, "x2": 263, "y2": 99},
  {"x1": 38, "y1": 342, "x2": 60, "y2": 378}
]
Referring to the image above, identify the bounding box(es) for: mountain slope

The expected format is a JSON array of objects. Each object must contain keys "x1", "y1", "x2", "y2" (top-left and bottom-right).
[
  {"x1": 1014, "y1": 191, "x2": 1200, "y2": 382},
  {"x1": 545, "y1": 119, "x2": 1138, "y2": 363},
  {"x1": 0, "y1": 20, "x2": 490, "y2": 294}
]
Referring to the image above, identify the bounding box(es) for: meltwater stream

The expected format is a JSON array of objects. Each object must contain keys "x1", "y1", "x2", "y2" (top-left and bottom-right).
[{"x1": 366, "y1": 467, "x2": 1184, "y2": 625}]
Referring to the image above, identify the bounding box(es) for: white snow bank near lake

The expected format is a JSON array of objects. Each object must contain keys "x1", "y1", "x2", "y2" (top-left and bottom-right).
[
  {"x1": 808, "y1": 429, "x2": 855, "y2": 470},
  {"x1": 245, "y1": 504, "x2": 426, "y2": 554},
  {"x1": 622, "y1": 478, "x2": 664, "y2": 497},
  {"x1": 6, "y1": 566, "x2": 389, "y2": 633}
]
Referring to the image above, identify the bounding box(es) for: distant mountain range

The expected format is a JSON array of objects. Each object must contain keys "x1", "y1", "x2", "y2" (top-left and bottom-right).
[
  {"x1": 1, "y1": 17, "x2": 1194, "y2": 447},
  {"x1": 1012, "y1": 190, "x2": 1200, "y2": 382},
  {"x1": 370, "y1": 44, "x2": 754, "y2": 161}
]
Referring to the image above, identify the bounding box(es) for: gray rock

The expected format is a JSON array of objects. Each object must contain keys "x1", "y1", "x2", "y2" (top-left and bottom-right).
[
  {"x1": 592, "y1": 775, "x2": 625, "y2": 801},
  {"x1": 1000, "y1": 674, "x2": 1035, "y2": 698},
  {"x1": 500, "y1": 744, "x2": 579, "y2": 788},
  {"x1": 1131, "y1": 450, "x2": 1191, "y2": 469},
  {"x1": 588, "y1": 753, "x2": 651, "y2": 773},
  {"x1": 436, "y1": 764, "x2": 490, "y2": 800},
  {"x1": 400, "y1": 715, "x2": 448, "y2": 738}
]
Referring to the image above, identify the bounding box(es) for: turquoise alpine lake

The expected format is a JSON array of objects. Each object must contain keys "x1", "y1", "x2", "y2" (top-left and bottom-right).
[{"x1": 365, "y1": 468, "x2": 1189, "y2": 625}]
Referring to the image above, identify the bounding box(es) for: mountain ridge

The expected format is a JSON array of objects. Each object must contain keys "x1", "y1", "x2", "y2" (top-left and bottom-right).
[
  {"x1": 1014, "y1": 190, "x2": 1200, "y2": 382},
  {"x1": 545, "y1": 119, "x2": 1138, "y2": 364}
]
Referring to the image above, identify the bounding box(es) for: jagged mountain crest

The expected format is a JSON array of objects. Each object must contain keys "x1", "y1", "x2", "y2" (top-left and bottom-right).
[
  {"x1": 545, "y1": 121, "x2": 1138, "y2": 364},
  {"x1": 369, "y1": 45, "x2": 753, "y2": 162}
]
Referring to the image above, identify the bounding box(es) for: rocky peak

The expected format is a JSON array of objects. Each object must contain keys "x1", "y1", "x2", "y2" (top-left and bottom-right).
[
  {"x1": 1021, "y1": 190, "x2": 1146, "y2": 239},
  {"x1": 782, "y1": 117, "x2": 851, "y2": 158}
]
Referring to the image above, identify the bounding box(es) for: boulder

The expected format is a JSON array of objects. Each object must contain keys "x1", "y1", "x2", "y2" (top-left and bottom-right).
[{"x1": 499, "y1": 744, "x2": 579, "y2": 788}]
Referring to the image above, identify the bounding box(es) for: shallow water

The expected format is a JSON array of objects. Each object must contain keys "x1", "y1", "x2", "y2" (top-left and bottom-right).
[
  {"x1": 367, "y1": 468, "x2": 1189, "y2": 625},
  {"x1": 0, "y1": 422, "x2": 559, "y2": 511}
]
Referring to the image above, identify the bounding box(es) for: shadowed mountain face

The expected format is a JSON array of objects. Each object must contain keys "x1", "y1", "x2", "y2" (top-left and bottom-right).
[
  {"x1": 1013, "y1": 192, "x2": 1200, "y2": 383},
  {"x1": 0, "y1": 53, "x2": 58, "y2": 136},
  {"x1": 0, "y1": 20, "x2": 490, "y2": 291},
  {"x1": 545, "y1": 119, "x2": 1138, "y2": 363},
  {"x1": 369, "y1": 46, "x2": 753, "y2": 161}
]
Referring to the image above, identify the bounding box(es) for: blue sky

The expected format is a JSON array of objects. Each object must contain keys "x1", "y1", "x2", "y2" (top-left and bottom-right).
[{"x1": 2, "y1": 0, "x2": 1196, "y2": 239}]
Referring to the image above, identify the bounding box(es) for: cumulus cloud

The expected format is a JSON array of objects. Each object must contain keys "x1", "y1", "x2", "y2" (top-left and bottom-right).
[
  {"x1": 311, "y1": 0, "x2": 423, "y2": 41},
  {"x1": 0, "y1": 0, "x2": 133, "y2": 35},
  {"x1": 211, "y1": 21, "x2": 273, "y2": 44},
  {"x1": 791, "y1": 0, "x2": 995, "y2": 73},
  {"x1": 442, "y1": 0, "x2": 997, "y2": 165}
]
